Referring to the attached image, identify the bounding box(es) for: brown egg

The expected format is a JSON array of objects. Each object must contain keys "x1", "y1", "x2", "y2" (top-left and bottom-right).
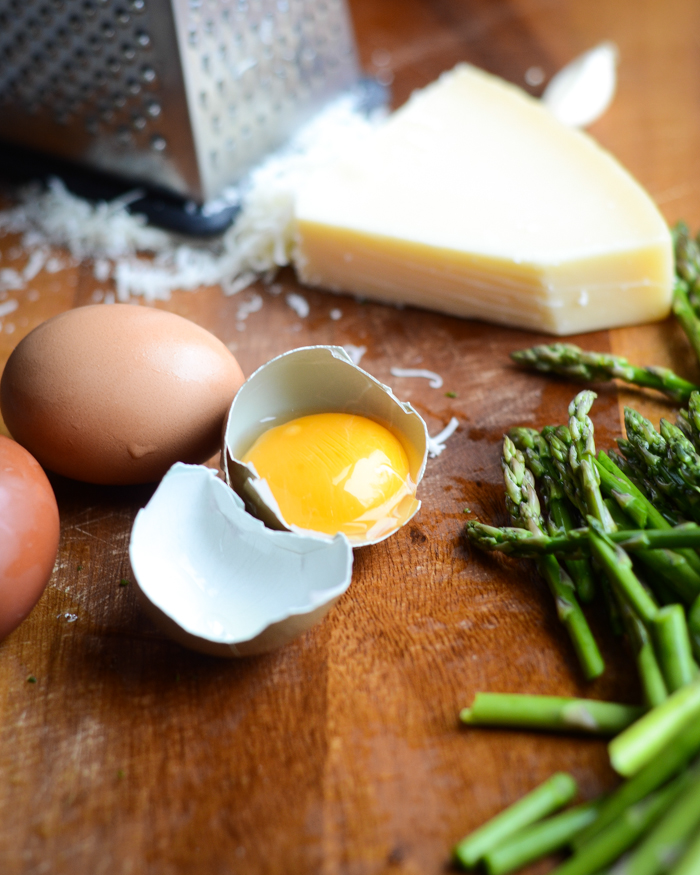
[
  {"x1": 0, "y1": 436, "x2": 60, "y2": 640},
  {"x1": 0, "y1": 305, "x2": 245, "y2": 485}
]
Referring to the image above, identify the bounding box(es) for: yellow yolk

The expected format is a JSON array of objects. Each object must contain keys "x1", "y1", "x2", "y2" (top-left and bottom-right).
[{"x1": 241, "y1": 412, "x2": 414, "y2": 540}]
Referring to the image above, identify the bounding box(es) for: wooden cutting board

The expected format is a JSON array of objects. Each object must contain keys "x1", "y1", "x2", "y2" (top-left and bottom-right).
[{"x1": 1, "y1": 1, "x2": 699, "y2": 872}]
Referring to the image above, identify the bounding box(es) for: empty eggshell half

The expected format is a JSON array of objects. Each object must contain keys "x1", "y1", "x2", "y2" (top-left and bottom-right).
[
  {"x1": 129, "y1": 463, "x2": 353, "y2": 656},
  {"x1": 223, "y1": 345, "x2": 428, "y2": 546}
]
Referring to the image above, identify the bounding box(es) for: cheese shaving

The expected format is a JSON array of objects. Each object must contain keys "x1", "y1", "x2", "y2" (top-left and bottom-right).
[
  {"x1": 390, "y1": 368, "x2": 444, "y2": 389},
  {"x1": 427, "y1": 417, "x2": 459, "y2": 458}
]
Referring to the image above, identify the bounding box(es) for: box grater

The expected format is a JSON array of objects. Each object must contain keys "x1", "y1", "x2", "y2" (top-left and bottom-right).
[{"x1": 0, "y1": 0, "x2": 359, "y2": 204}]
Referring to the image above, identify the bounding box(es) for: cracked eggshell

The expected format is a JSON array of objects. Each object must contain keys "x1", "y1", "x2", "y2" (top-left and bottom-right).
[
  {"x1": 129, "y1": 463, "x2": 353, "y2": 656},
  {"x1": 222, "y1": 345, "x2": 428, "y2": 546}
]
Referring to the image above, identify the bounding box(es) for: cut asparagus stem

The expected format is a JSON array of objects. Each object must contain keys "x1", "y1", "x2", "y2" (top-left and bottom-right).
[
  {"x1": 482, "y1": 800, "x2": 602, "y2": 875},
  {"x1": 587, "y1": 519, "x2": 659, "y2": 626},
  {"x1": 501, "y1": 437, "x2": 604, "y2": 680},
  {"x1": 651, "y1": 604, "x2": 697, "y2": 693},
  {"x1": 573, "y1": 718, "x2": 700, "y2": 849},
  {"x1": 668, "y1": 826, "x2": 700, "y2": 875},
  {"x1": 453, "y1": 772, "x2": 578, "y2": 869},
  {"x1": 511, "y1": 343, "x2": 699, "y2": 402},
  {"x1": 614, "y1": 766, "x2": 700, "y2": 875},
  {"x1": 551, "y1": 773, "x2": 691, "y2": 875},
  {"x1": 689, "y1": 595, "x2": 700, "y2": 661},
  {"x1": 618, "y1": 599, "x2": 668, "y2": 708},
  {"x1": 609, "y1": 677, "x2": 700, "y2": 777},
  {"x1": 460, "y1": 693, "x2": 644, "y2": 735}
]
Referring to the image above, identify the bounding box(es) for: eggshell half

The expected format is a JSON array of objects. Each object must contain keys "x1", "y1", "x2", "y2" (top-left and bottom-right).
[
  {"x1": 129, "y1": 463, "x2": 353, "y2": 656},
  {"x1": 223, "y1": 345, "x2": 429, "y2": 546},
  {"x1": 0, "y1": 305, "x2": 245, "y2": 485}
]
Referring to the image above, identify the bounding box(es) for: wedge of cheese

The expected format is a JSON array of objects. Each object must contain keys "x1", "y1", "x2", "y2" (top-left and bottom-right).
[{"x1": 293, "y1": 64, "x2": 673, "y2": 335}]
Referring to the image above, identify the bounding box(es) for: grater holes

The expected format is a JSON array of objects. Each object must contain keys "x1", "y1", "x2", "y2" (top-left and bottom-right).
[
  {"x1": 101, "y1": 21, "x2": 116, "y2": 39},
  {"x1": 135, "y1": 30, "x2": 151, "y2": 47},
  {"x1": 145, "y1": 98, "x2": 160, "y2": 116},
  {"x1": 116, "y1": 8, "x2": 131, "y2": 25},
  {"x1": 131, "y1": 114, "x2": 146, "y2": 130},
  {"x1": 150, "y1": 134, "x2": 166, "y2": 151},
  {"x1": 128, "y1": 0, "x2": 146, "y2": 12}
]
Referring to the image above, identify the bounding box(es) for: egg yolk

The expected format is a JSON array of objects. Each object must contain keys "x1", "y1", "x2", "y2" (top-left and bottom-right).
[{"x1": 241, "y1": 412, "x2": 415, "y2": 540}]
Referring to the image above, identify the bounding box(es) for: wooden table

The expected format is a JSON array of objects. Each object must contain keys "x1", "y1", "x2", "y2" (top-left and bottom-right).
[{"x1": 1, "y1": 1, "x2": 698, "y2": 872}]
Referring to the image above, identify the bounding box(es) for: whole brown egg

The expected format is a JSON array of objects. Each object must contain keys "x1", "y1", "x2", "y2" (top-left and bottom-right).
[
  {"x1": 0, "y1": 305, "x2": 245, "y2": 485},
  {"x1": 0, "y1": 436, "x2": 60, "y2": 639}
]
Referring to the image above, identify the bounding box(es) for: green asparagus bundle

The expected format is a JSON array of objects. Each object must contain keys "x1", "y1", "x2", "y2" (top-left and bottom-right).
[{"x1": 455, "y1": 230, "x2": 700, "y2": 872}]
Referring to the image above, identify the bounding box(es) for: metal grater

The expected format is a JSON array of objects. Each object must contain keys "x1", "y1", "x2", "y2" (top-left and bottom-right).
[{"x1": 0, "y1": 0, "x2": 359, "y2": 204}]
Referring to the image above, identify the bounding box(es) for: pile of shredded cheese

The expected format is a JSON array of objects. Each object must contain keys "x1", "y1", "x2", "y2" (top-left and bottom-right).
[{"x1": 0, "y1": 91, "x2": 382, "y2": 303}]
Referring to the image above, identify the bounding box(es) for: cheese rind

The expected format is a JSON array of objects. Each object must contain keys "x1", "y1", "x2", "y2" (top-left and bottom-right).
[{"x1": 293, "y1": 64, "x2": 673, "y2": 335}]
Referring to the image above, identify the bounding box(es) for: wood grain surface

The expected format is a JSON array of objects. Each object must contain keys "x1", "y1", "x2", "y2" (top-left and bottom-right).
[{"x1": 1, "y1": 1, "x2": 699, "y2": 873}]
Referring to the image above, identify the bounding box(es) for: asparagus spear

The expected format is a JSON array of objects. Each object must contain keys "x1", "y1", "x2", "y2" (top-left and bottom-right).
[
  {"x1": 672, "y1": 279, "x2": 700, "y2": 367},
  {"x1": 689, "y1": 594, "x2": 700, "y2": 661},
  {"x1": 568, "y1": 391, "x2": 616, "y2": 529},
  {"x1": 677, "y1": 390, "x2": 700, "y2": 453},
  {"x1": 551, "y1": 773, "x2": 691, "y2": 875},
  {"x1": 615, "y1": 766, "x2": 700, "y2": 875},
  {"x1": 609, "y1": 446, "x2": 681, "y2": 524},
  {"x1": 622, "y1": 409, "x2": 700, "y2": 523},
  {"x1": 609, "y1": 677, "x2": 700, "y2": 777},
  {"x1": 460, "y1": 693, "x2": 644, "y2": 735},
  {"x1": 672, "y1": 221, "x2": 700, "y2": 365},
  {"x1": 619, "y1": 601, "x2": 668, "y2": 708},
  {"x1": 650, "y1": 604, "x2": 697, "y2": 693},
  {"x1": 596, "y1": 451, "x2": 700, "y2": 575},
  {"x1": 573, "y1": 717, "x2": 700, "y2": 848},
  {"x1": 587, "y1": 519, "x2": 659, "y2": 626},
  {"x1": 511, "y1": 343, "x2": 699, "y2": 402},
  {"x1": 482, "y1": 800, "x2": 602, "y2": 875},
  {"x1": 602, "y1": 499, "x2": 700, "y2": 607},
  {"x1": 501, "y1": 437, "x2": 604, "y2": 679},
  {"x1": 508, "y1": 426, "x2": 596, "y2": 602},
  {"x1": 453, "y1": 772, "x2": 577, "y2": 869},
  {"x1": 464, "y1": 520, "x2": 700, "y2": 558},
  {"x1": 669, "y1": 827, "x2": 700, "y2": 875}
]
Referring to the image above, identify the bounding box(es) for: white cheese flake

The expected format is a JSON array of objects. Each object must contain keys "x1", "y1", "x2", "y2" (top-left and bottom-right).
[
  {"x1": 390, "y1": 367, "x2": 443, "y2": 389},
  {"x1": 427, "y1": 417, "x2": 459, "y2": 458},
  {"x1": 286, "y1": 292, "x2": 309, "y2": 318},
  {"x1": 0, "y1": 299, "x2": 19, "y2": 318}
]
